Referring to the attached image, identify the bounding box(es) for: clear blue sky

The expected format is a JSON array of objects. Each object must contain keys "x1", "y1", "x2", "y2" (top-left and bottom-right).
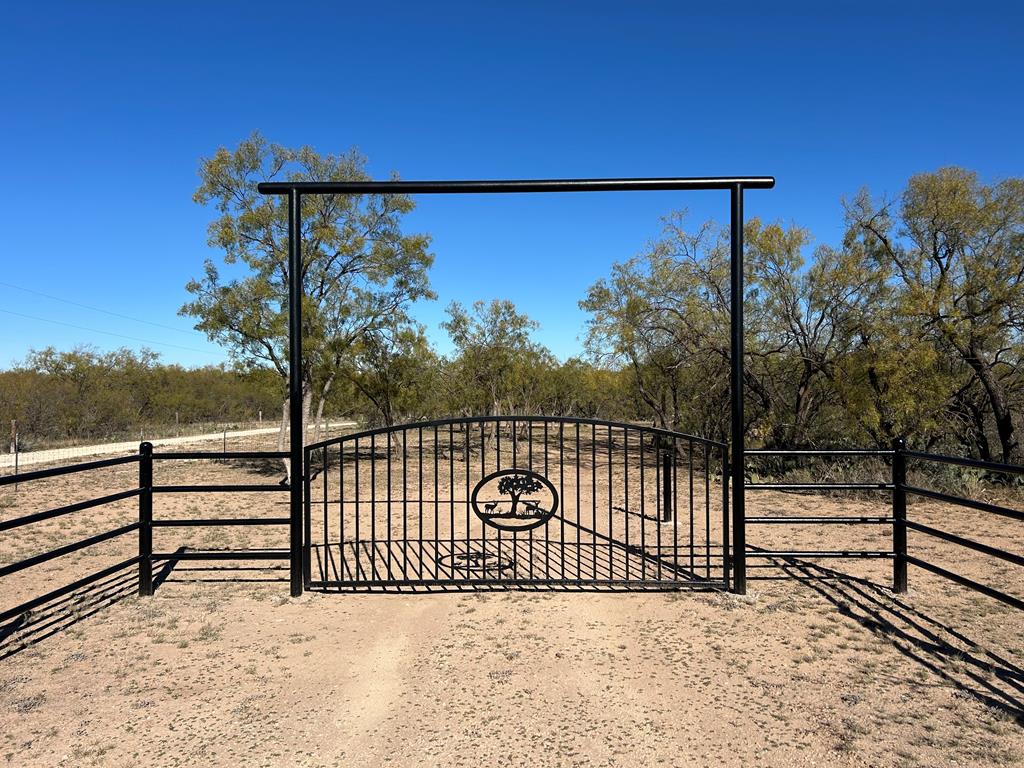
[{"x1": 1, "y1": 1, "x2": 1021, "y2": 368}]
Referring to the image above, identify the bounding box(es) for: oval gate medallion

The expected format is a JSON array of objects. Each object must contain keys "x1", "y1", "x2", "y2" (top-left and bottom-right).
[{"x1": 471, "y1": 468, "x2": 559, "y2": 532}]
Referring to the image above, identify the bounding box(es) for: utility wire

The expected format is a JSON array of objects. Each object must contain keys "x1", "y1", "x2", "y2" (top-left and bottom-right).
[
  {"x1": 0, "y1": 279, "x2": 203, "y2": 337},
  {"x1": 0, "y1": 307, "x2": 223, "y2": 357}
]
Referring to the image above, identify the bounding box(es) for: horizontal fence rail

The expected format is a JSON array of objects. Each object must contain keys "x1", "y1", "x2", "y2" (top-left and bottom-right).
[
  {"x1": 139, "y1": 446, "x2": 297, "y2": 594},
  {"x1": 1, "y1": 444, "x2": 299, "y2": 621},
  {"x1": 900, "y1": 451, "x2": 1024, "y2": 611},
  {"x1": 742, "y1": 445, "x2": 898, "y2": 582},
  {"x1": 742, "y1": 441, "x2": 1024, "y2": 611},
  {"x1": 0, "y1": 451, "x2": 144, "y2": 623}
]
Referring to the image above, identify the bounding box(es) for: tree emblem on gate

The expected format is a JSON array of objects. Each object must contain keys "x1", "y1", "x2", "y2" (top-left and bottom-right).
[{"x1": 471, "y1": 468, "x2": 559, "y2": 532}]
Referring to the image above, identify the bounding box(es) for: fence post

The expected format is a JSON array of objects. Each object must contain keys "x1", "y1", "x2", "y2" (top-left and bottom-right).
[
  {"x1": 139, "y1": 441, "x2": 154, "y2": 596},
  {"x1": 661, "y1": 451, "x2": 673, "y2": 522},
  {"x1": 892, "y1": 437, "x2": 907, "y2": 594},
  {"x1": 729, "y1": 183, "x2": 747, "y2": 595}
]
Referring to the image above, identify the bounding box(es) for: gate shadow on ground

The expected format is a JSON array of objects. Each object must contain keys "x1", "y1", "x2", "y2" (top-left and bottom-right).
[{"x1": 751, "y1": 551, "x2": 1024, "y2": 723}]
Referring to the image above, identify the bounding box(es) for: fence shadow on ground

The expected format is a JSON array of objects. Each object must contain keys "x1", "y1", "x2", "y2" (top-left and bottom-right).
[
  {"x1": 151, "y1": 546, "x2": 290, "y2": 585},
  {"x1": 0, "y1": 552, "x2": 290, "y2": 661},
  {"x1": 751, "y1": 552, "x2": 1024, "y2": 723},
  {"x1": 0, "y1": 558, "x2": 177, "y2": 662}
]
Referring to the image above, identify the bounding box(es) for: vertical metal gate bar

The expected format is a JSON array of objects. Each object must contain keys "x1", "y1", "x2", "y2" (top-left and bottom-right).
[
  {"x1": 705, "y1": 444, "x2": 711, "y2": 578},
  {"x1": 480, "y1": 421, "x2": 486, "y2": 575},
  {"x1": 607, "y1": 425, "x2": 613, "y2": 578},
  {"x1": 722, "y1": 446, "x2": 730, "y2": 587},
  {"x1": 673, "y1": 439, "x2": 679, "y2": 581},
  {"x1": 353, "y1": 437, "x2": 361, "y2": 581},
  {"x1": 449, "y1": 424, "x2": 455, "y2": 580},
  {"x1": 559, "y1": 423, "x2": 566, "y2": 580},
  {"x1": 662, "y1": 447, "x2": 673, "y2": 566},
  {"x1": 403, "y1": 430, "x2": 408, "y2": 581},
  {"x1": 576, "y1": 423, "x2": 582, "y2": 584},
  {"x1": 433, "y1": 425, "x2": 439, "y2": 580},
  {"x1": 591, "y1": 424, "x2": 597, "y2": 580},
  {"x1": 639, "y1": 430, "x2": 646, "y2": 581},
  {"x1": 303, "y1": 454, "x2": 312, "y2": 588},
  {"x1": 656, "y1": 440, "x2": 662, "y2": 581},
  {"x1": 624, "y1": 427, "x2": 630, "y2": 581},
  {"x1": 386, "y1": 433, "x2": 393, "y2": 579},
  {"x1": 418, "y1": 427, "x2": 424, "y2": 580},
  {"x1": 511, "y1": 419, "x2": 518, "y2": 581},
  {"x1": 344, "y1": 438, "x2": 348, "y2": 581},
  {"x1": 371, "y1": 433, "x2": 378, "y2": 581},
  {"x1": 464, "y1": 425, "x2": 471, "y2": 581},
  {"x1": 322, "y1": 446, "x2": 328, "y2": 583},
  {"x1": 544, "y1": 420, "x2": 550, "y2": 579},
  {"x1": 491, "y1": 423, "x2": 499, "y2": 581},
  {"x1": 688, "y1": 438, "x2": 695, "y2": 573},
  {"x1": 532, "y1": 423, "x2": 540, "y2": 581}
]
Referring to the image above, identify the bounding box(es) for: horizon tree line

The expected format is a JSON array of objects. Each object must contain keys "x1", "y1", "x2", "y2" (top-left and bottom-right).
[{"x1": 2, "y1": 134, "x2": 1021, "y2": 464}]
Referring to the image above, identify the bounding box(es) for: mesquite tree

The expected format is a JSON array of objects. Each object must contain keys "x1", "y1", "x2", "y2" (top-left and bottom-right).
[{"x1": 182, "y1": 133, "x2": 434, "y2": 477}]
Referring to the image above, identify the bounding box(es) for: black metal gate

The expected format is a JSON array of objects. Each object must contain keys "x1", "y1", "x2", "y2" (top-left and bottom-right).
[{"x1": 303, "y1": 417, "x2": 729, "y2": 590}]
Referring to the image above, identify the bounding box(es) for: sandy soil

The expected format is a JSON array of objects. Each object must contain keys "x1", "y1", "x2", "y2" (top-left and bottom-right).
[{"x1": 1, "y1": 449, "x2": 1022, "y2": 767}]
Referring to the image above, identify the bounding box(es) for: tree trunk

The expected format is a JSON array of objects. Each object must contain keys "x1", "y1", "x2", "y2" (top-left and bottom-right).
[
  {"x1": 965, "y1": 347, "x2": 1016, "y2": 462},
  {"x1": 311, "y1": 373, "x2": 335, "y2": 445},
  {"x1": 277, "y1": 398, "x2": 290, "y2": 482}
]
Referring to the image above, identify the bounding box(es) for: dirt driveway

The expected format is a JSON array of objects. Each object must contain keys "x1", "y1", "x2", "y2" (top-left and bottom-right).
[{"x1": 2, "y1": 568, "x2": 1022, "y2": 767}]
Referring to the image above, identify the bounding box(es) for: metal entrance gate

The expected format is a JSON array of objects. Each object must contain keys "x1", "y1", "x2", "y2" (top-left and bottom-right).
[{"x1": 303, "y1": 417, "x2": 729, "y2": 590}]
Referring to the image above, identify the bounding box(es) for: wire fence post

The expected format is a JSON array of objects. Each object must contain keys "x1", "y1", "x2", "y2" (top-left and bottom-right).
[
  {"x1": 892, "y1": 436, "x2": 907, "y2": 594},
  {"x1": 139, "y1": 441, "x2": 154, "y2": 596}
]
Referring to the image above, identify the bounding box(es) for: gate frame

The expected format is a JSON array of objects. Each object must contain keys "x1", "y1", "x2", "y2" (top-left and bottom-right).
[
  {"x1": 303, "y1": 415, "x2": 730, "y2": 591},
  {"x1": 258, "y1": 176, "x2": 776, "y2": 596}
]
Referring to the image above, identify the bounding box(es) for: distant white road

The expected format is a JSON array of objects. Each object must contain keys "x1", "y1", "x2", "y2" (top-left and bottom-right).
[{"x1": 0, "y1": 422, "x2": 358, "y2": 470}]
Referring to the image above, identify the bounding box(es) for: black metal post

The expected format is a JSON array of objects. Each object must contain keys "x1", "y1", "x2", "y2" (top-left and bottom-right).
[
  {"x1": 730, "y1": 184, "x2": 746, "y2": 595},
  {"x1": 288, "y1": 190, "x2": 304, "y2": 598},
  {"x1": 661, "y1": 451, "x2": 673, "y2": 522},
  {"x1": 139, "y1": 441, "x2": 153, "y2": 596},
  {"x1": 892, "y1": 436, "x2": 907, "y2": 593}
]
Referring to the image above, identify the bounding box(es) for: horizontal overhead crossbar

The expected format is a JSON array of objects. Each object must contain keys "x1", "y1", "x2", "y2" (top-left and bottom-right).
[{"x1": 257, "y1": 176, "x2": 775, "y2": 195}]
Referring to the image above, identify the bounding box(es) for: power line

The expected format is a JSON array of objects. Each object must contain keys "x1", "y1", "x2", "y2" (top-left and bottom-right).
[
  {"x1": 0, "y1": 279, "x2": 203, "y2": 337},
  {"x1": 0, "y1": 307, "x2": 224, "y2": 357}
]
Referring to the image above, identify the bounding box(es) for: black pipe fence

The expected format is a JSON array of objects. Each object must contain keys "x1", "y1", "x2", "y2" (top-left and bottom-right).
[
  {"x1": 144, "y1": 447, "x2": 291, "y2": 593},
  {"x1": 2, "y1": 436, "x2": 1021, "y2": 626},
  {"x1": 901, "y1": 450, "x2": 1024, "y2": 611},
  {"x1": 0, "y1": 444, "x2": 291, "y2": 623},
  {"x1": 743, "y1": 439, "x2": 1024, "y2": 610},
  {"x1": 0, "y1": 453, "x2": 142, "y2": 625},
  {"x1": 743, "y1": 446, "x2": 898, "y2": 577}
]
